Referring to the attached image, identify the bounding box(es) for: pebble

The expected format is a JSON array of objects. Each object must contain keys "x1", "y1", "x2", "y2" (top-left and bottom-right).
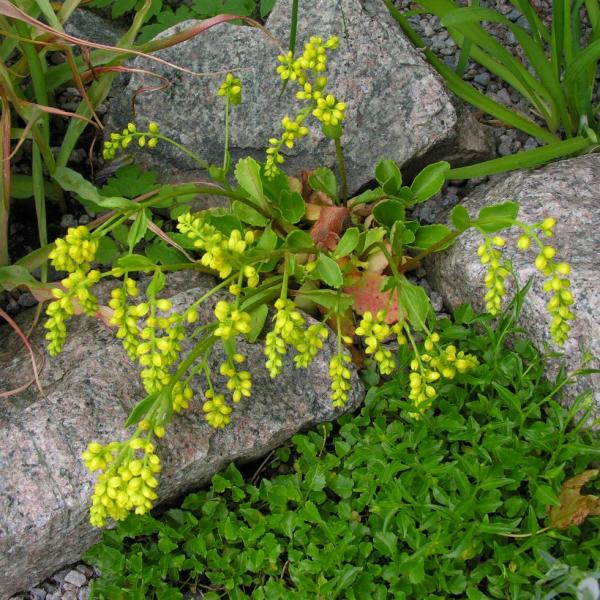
[
  {"x1": 63, "y1": 571, "x2": 86, "y2": 588},
  {"x1": 6, "y1": 297, "x2": 19, "y2": 316},
  {"x1": 77, "y1": 587, "x2": 90, "y2": 600},
  {"x1": 430, "y1": 290, "x2": 444, "y2": 313},
  {"x1": 473, "y1": 72, "x2": 490, "y2": 86},
  {"x1": 18, "y1": 293, "x2": 39, "y2": 308},
  {"x1": 59, "y1": 214, "x2": 78, "y2": 229}
]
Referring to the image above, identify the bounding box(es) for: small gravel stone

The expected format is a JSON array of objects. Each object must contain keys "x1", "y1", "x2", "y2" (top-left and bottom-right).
[
  {"x1": 70, "y1": 149, "x2": 87, "y2": 163},
  {"x1": 59, "y1": 214, "x2": 78, "y2": 229},
  {"x1": 498, "y1": 139, "x2": 513, "y2": 156},
  {"x1": 473, "y1": 72, "x2": 490, "y2": 86},
  {"x1": 61, "y1": 591, "x2": 78, "y2": 600},
  {"x1": 430, "y1": 290, "x2": 444, "y2": 312},
  {"x1": 75, "y1": 565, "x2": 93, "y2": 578},
  {"x1": 523, "y1": 137, "x2": 539, "y2": 150},
  {"x1": 6, "y1": 297, "x2": 19, "y2": 316},
  {"x1": 77, "y1": 587, "x2": 90, "y2": 600},
  {"x1": 18, "y1": 292, "x2": 38, "y2": 308},
  {"x1": 30, "y1": 588, "x2": 47, "y2": 600},
  {"x1": 64, "y1": 570, "x2": 87, "y2": 588},
  {"x1": 506, "y1": 8, "x2": 521, "y2": 21}
]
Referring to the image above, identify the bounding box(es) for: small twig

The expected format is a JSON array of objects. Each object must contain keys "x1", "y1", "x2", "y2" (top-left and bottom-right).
[
  {"x1": 251, "y1": 449, "x2": 275, "y2": 485},
  {"x1": 500, "y1": 526, "x2": 551, "y2": 538}
]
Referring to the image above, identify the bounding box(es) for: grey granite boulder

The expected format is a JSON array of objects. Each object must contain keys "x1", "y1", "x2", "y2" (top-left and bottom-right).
[
  {"x1": 64, "y1": 8, "x2": 126, "y2": 46},
  {"x1": 427, "y1": 154, "x2": 600, "y2": 418},
  {"x1": 105, "y1": 0, "x2": 493, "y2": 193},
  {"x1": 0, "y1": 271, "x2": 363, "y2": 597}
]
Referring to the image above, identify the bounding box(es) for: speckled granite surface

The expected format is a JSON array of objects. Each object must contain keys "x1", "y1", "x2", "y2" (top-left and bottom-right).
[
  {"x1": 105, "y1": 0, "x2": 493, "y2": 193},
  {"x1": 427, "y1": 154, "x2": 600, "y2": 419},
  {"x1": 0, "y1": 272, "x2": 363, "y2": 598}
]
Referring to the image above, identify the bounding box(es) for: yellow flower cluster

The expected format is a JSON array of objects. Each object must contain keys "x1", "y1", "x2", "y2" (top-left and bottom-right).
[
  {"x1": 108, "y1": 279, "x2": 145, "y2": 360},
  {"x1": 172, "y1": 381, "x2": 193, "y2": 413},
  {"x1": 408, "y1": 333, "x2": 479, "y2": 416},
  {"x1": 518, "y1": 218, "x2": 574, "y2": 345},
  {"x1": 355, "y1": 311, "x2": 396, "y2": 375},
  {"x1": 45, "y1": 227, "x2": 102, "y2": 355},
  {"x1": 294, "y1": 323, "x2": 329, "y2": 368},
  {"x1": 477, "y1": 236, "x2": 510, "y2": 315},
  {"x1": 217, "y1": 72, "x2": 242, "y2": 106},
  {"x1": 49, "y1": 225, "x2": 98, "y2": 273},
  {"x1": 329, "y1": 353, "x2": 352, "y2": 407},
  {"x1": 177, "y1": 213, "x2": 257, "y2": 283},
  {"x1": 102, "y1": 122, "x2": 159, "y2": 160},
  {"x1": 267, "y1": 35, "x2": 345, "y2": 178},
  {"x1": 264, "y1": 298, "x2": 305, "y2": 377},
  {"x1": 214, "y1": 300, "x2": 252, "y2": 340},
  {"x1": 313, "y1": 94, "x2": 347, "y2": 127},
  {"x1": 83, "y1": 438, "x2": 161, "y2": 527},
  {"x1": 276, "y1": 36, "x2": 339, "y2": 82},
  {"x1": 202, "y1": 389, "x2": 232, "y2": 428},
  {"x1": 135, "y1": 299, "x2": 185, "y2": 394},
  {"x1": 220, "y1": 358, "x2": 252, "y2": 403}
]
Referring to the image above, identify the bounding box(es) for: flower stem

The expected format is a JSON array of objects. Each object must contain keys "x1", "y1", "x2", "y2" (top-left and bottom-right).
[{"x1": 335, "y1": 137, "x2": 348, "y2": 202}]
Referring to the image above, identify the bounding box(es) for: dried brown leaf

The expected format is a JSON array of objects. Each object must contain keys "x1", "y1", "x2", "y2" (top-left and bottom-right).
[{"x1": 548, "y1": 469, "x2": 600, "y2": 529}]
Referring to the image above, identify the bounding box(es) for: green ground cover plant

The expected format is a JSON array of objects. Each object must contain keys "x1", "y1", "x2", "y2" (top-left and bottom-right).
[
  {"x1": 85, "y1": 289, "x2": 600, "y2": 599},
  {"x1": 382, "y1": 0, "x2": 600, "y2": 178}
]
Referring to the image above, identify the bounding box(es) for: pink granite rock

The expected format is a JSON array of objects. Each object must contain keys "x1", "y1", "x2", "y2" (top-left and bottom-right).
[{"x1": 427, "y1": 154, "x2": 600, "y2": 420}]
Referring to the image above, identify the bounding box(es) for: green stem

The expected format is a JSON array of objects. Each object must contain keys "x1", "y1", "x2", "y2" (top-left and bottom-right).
[
  {"x1": 171, "y1": 333, "x2": 217, "y2": 385},
  {"x1": 152, "y1": 133, "x2": 209, "y2": 170},
  {"x1": 335, "y1": 137, "x2": 348, "y2": 202},
  {"x1": 223, "y1": 98, "x2": 230, "y2": 171},
  {"x1": 280, "y1": 254, "x2": 290, "y2": 299},
  {"x1": 32, "y1": 144, "x2": 47, "y2": 281},
  {"x1": 190, "y1": 275, "x2": 237, "y2": 310}
]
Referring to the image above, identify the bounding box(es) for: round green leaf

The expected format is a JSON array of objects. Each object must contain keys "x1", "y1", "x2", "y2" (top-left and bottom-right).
[
  {"x1": 410, "y1": 161, "x2": 450, "y2": 204},
  {"x1": 315, "y1": 254, "x2": 343, "y2": 289}
]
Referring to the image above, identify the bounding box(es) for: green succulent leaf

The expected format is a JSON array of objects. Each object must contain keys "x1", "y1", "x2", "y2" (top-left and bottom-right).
[
  {"x1": 475, "y1": 201, "x2": 519, "y2": 232},
  {"x1": 285, "y1": 230, "x2": 315, "y2": 251},
  {"x1": 411, "y1": 224, "x2": 453, "y2": 250},
  {"x1": 279, "y1": 190, "x2": 306, "y2": 224},
  {"x1": 409, "y1": 161, "x2": 450, "y2": 204},
  {"x1": 333, "y1": 227, "x2": 360, "y2": 258},
  {"x1": 308, "y1": 167, "x2": 338, "y2": 200},
  {"x1": 314, "y1": 254, "x2": 343, "y2": 288},
  {"x1": 234, "y1": 157, "x2": 267, "y2": 209},
  {"x1": 375, "y1": 159, "x2": 402, "y2": 195},
  {"x1": 451, "y1": 205, "x2": 471, "y2": 231},
  {"x1": 372, "y1": 199, "x2": 405, "y2": 228}
]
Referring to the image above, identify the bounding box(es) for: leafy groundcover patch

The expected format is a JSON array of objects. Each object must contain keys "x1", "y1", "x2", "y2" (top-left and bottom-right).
[{"x1": 86, "y1": 293, "x2": 600, "y2": 599}]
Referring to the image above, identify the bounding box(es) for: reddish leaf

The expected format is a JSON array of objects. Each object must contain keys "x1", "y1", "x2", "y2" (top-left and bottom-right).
[
  {"x1": 310, "y1": 206, "x2": 349, "y2": 251},
  {"x1": 548, "y1": 470, "x2": 600, "y2": 530},
  {"x1": 343, "y1": 270, "x2": 401, "y2": 323}
]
